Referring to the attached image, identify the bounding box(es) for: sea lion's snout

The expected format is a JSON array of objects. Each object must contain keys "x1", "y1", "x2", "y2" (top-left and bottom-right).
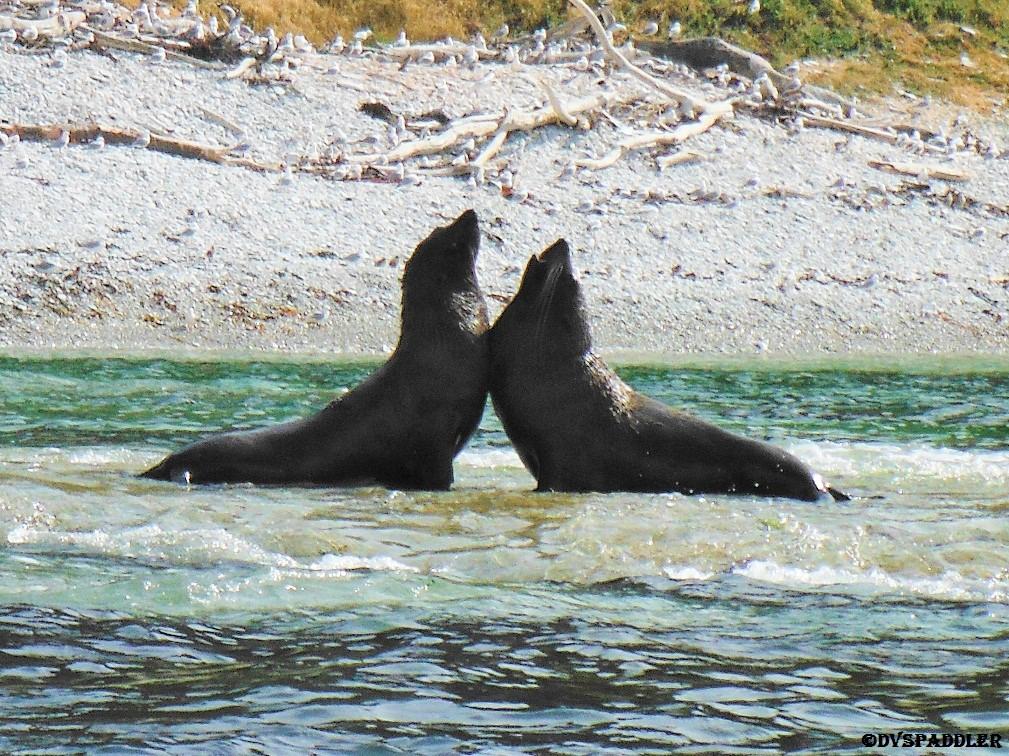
[
  {"x1": 452, "y1": 208, "x2": 479, "y2": 231},
  {"x1": 538, "y1": 239, "x2": 570, "y2": 267},
  {"x1": 446, "y1": 208, "x2": 480, "y2": 255},
  {"x1": 436, "y1": 209, "x2": 481, "y2": 269}
]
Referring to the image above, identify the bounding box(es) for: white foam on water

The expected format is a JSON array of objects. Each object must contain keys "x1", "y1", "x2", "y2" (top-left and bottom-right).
[
  {"x1": 66, "y1": 447, "x2": 149, "y2": 466},
  {"x1": 305, "y1": 553, "x2": 418, "y2": 573},
  {"x1": 0, "y1": 446, "x2": 150, "y2": 468},
  {"x1": 733, "y1": 559, "x2": 1009, "y2": 603},
  {"x1": 662, "y1": 566, "x2": 716, "y2": 581},
  {"x1": 6, "y1": 523, "x2": 417, "y2": 578},
  {"x1": 6, "y1": 523, "x2": 300, "y2": 569},
  {"x1": 788, "y1": 440, "x2": 1009, "y2": 487}
]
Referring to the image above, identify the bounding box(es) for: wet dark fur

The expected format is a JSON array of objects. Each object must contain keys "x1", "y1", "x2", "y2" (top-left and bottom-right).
[
  {"x1": 488, "y1": 240, "x2": 848, "y2": 502},
  {"x1": 141, "y1": 209, "x2": 489, "y2": 489}
]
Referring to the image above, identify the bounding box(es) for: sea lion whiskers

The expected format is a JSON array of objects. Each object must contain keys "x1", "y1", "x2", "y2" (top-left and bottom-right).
[{"x1": 532, "y1": 260, "x2": 564, "y2": 348}]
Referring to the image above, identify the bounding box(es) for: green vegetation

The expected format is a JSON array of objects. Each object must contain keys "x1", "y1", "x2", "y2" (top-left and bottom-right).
[{"x1": 215, "y1": 0, "x2": 1009, "y2": 108}]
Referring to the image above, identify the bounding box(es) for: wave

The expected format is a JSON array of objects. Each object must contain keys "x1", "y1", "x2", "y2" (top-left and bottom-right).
[
  {"x1": 732, "y1": 559, "x2": 1009, "y2": 603},
  {"x1": 6, "y1": 523, "x2": 415, "y2": 575}
]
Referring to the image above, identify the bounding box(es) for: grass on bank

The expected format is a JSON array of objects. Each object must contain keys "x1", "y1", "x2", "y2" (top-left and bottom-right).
[{"x1": 202, "y1": 0, "x2": 1009, "y2": 109}]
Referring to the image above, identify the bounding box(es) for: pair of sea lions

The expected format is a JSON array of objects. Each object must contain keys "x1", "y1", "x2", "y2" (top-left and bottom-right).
[{"x1": 143, "y1": 209, "x2": 847, "y2": 502}]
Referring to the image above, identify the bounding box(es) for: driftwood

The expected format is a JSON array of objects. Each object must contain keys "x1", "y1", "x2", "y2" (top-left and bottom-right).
[
  {"x1": 1, "y1": 123, "x2": 281, "y2": 172},
  {"x1": 575, "y1": 111, "x2": 722, "y2": 169},
  {"x1": 868, "y1": 160, "x2": 969, "y2": 182},
  {"x1": 86, "y1": 26, "x2": 221, "y2": 69},
  {"x1": 225, "y1": 56, "x2": 258, "y2": 79},
  {"x1": 539, "y1": 78, "x2": 579, "y2": 126},
  {"x1": 636, "y1": 36, "x2": 858, "y2": 112},
  {"x1": 567, "y1": 0, "x2": 731, "y2": 117},
  {"x1": 656, "y1": 149, "x2": 705, "y2": 169},
  {"x1": 197, "y1": 107, "x2": 244, "y2": 137},
  {"x1": 800, "y1": 114, "x2": 944, "y2": 154},
  {"x1": 349, "y1": 89, "x2": 633, "y2": 169},
  {"x1": 0, "y1": 10, "x2": 85, "y2": 35}
]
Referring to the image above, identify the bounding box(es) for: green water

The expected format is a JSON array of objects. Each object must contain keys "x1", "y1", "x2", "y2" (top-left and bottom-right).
[{"x1": 1, "y1": 354, "x2": 1008, "y2": 752}]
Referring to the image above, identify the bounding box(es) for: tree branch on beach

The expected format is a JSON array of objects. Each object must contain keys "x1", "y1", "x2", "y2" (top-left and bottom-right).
[
  {"x1": 567, "y1": 0, "x2": 732, "y2": 118},
  {"x1": 344, "y1": 89, "x2": 640, "y2": 179},
  {"x1": 1, "y1": 123, "x2": 282, "y2": 173},
  {"x1": 0, "y1": 10, "x2": 85, "y2": 36},
  {"x1": 330, "y1": 1, "x2": 740, "y2": 178},
  {"x1": 85, "y1": 26, "x2": 222, "y2": 70},
  {"x1": 574, "y1": 111, "x2": 722, "y2": 170},
  {"x1": 797, "y1": 113, "x2": 945, "y2": 154},
  {"x1": 868, "y1": 160, "x2": 969, "y2": 182},
  {"x1": 634, "y1": 36, "x2": 857, "y2": 113}
]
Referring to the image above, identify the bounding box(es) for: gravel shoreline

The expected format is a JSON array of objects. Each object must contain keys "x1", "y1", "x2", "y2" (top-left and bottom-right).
[{"x1": 2, "y1": 44, "x2": 1008, "y2": 357}]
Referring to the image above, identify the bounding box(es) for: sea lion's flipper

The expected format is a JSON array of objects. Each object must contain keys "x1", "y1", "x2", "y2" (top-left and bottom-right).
[
  {"x1": 827, "y1": 486, "x2": 850, "y2": 502},
  {"x1": 139, "y1": 458, "x2": 170, "y2": 480}
]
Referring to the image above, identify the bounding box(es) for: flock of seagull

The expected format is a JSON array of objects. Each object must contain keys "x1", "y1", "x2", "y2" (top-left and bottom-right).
[
  {"x1": 1, "y1": 0, "x2": 1002, "y2": 183},
  {"x1": 0, "y1": 0, "x2": 723, "y2": 76}
]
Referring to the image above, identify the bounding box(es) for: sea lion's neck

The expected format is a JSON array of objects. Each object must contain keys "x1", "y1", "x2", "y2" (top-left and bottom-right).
[
  {"x1": 581, "y1": 351, "x2": 636, "y2": 417},
  {"x1": 397, "y1": 289, "x2": 489, "y2": 351}
]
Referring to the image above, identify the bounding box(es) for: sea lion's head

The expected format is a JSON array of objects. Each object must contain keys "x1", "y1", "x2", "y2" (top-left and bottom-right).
[
  {"x1": 401, "y1": 209, "x2": 488, "y2": 336},
  {"x1": 490, "y1": 239, "x2": 592, "y2": 361}
]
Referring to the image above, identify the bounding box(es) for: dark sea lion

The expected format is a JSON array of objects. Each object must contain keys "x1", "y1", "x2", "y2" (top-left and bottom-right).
[
  {"x1": 141, "y1": 209, "x2": 489, "y2": 489},
  {"x1": 488, "y1": 240, "x2": 848, "y2": 502}
]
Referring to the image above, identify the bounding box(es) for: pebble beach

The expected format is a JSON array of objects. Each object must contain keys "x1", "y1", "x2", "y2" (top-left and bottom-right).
[{"x1": 2, "y1": 23, "x2": 1009, "y2": 358}]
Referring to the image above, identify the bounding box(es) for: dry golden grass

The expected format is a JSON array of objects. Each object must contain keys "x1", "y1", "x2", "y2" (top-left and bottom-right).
[
  {"x1": 807, "y1": 18, "x2": 1009, "y2": 112},
  {"x1": 181, "y1": 0, "x2": 1008, "y2": 110},
  {"x1": 208, "y1": 0, "x2": 570, "y2": 44}
]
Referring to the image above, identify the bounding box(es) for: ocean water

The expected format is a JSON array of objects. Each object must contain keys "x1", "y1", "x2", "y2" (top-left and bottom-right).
[{"x1": 1, "y1": 354, "x2": 1008, "y2": 753}]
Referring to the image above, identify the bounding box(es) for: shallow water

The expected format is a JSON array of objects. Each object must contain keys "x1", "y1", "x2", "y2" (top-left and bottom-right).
[{"x1": 1, "y1": 354, "x2": 1008, "y2": 753}]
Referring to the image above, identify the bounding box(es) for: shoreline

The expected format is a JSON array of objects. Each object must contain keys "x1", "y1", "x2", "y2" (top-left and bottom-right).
[
  {"x1": 3, "y1": 43, "x2": 1009, "y2": 358},
  {"x1": 6, "y1": 345, "x2": 1009, "y2": 374}
]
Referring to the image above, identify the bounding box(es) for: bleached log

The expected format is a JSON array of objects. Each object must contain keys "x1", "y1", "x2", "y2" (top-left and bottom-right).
[
  {"x1": 1, "y1": 123, "x2": 281, "y2": 172},
  {"x1": 197, "y1": 106, "x2": 244, "y2": 136},
  {"x1": 353, "y1": 90, "x2": 630, "y2": 165},
  {"x1": 85, "y1": 26, "x2": 220, "y2": 69},
  {"x1": 575, "y1": 110, "x2": 722, "y2": 170},
  {"x1": 0, "y1": 10, "x2": 85, "y2": 35},
  {"x1": 800, "y1": 113, "x2": 944, "y2": 154},
  {"x1": 566, "y1": 0, "x2": 731, "y2": 117},
  {"x1": 868, "y1": 160, "x2": 969, "y2": 182},
  {"x1": 471, "y1": 127, "x2": 510, "y2": 170},
  {"x1": 657, "y1": 149, "x2": 704, "y2": 169},
  {"x1": 795, "y1": 97, "x2": 844, "y2": 118},
  {"x1": 224, "y1": 56, "x2": 258, "y2": 79},
  {"x1": 539, "y1": 78, "x2": 578, "y2": 126}
]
